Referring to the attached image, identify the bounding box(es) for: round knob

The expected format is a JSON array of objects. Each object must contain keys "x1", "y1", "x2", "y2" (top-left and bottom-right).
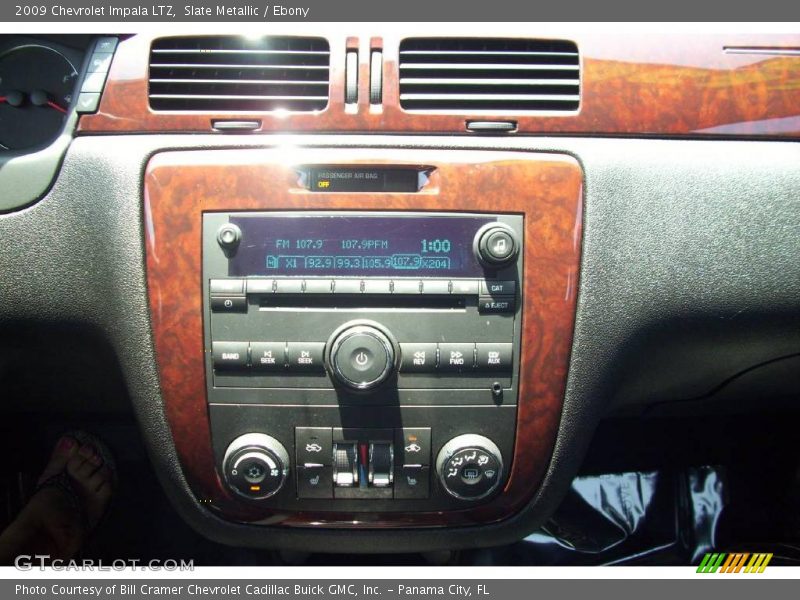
[
  {"x1": 222, "y1": 433, "x2": 289, "y2": 500},
  {"x1": 216, "y1": 223, "x2": 242, "y2": 252},
  {"x1": 436, "y1": 434, "x2": 503, "y2": 501},
  {"x1": 327, "y1": 324, "x2": 395, "y2": 390},
  {"x1": 475, "y1": 224, "x2": 519, "y2": 268}
]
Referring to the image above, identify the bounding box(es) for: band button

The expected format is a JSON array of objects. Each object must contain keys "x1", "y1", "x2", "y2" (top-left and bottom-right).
[{"x1": 212, "y1": 341, "x2": 249, "y2": 370}]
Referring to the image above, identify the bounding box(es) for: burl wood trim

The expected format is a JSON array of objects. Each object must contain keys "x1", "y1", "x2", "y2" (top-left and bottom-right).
[
  {"x1": 82, "y1": 32, "x2": 800, "y2": 138},
  {"x1": 144, "y1": 149, "x2": 582, "y2": 527}
]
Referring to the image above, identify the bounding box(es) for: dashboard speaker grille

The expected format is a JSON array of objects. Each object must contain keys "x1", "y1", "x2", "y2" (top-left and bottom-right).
[
  {"x1": 148, "y1": 36, "x2": 330, "y2": 112},
  {"x1": 399, "y1": 38, "x2": 580, "y2": 112}
]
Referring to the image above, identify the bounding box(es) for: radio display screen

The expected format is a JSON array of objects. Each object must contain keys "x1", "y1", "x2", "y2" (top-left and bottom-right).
[{"x1": 227, "y1": 214, "x2": 497, "y2": 277}]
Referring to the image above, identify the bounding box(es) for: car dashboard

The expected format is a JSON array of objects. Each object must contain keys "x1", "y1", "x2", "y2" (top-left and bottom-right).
[{"x1": 0, "y1": 27, "x2": 798, "y2": 560}]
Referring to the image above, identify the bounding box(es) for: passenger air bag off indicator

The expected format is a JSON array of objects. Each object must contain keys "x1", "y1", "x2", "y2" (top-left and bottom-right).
[{"x1": 300, "y1": 166, "x2": 430, "y2": 193}]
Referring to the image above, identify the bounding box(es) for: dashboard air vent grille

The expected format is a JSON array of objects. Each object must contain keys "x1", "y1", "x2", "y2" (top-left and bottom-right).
[
  {"x1": 399, "y1": 38, "x2": 579, "y2": 112},
  {"x1": 149, "y1": 36, "x2": 330, "y2": 112}
]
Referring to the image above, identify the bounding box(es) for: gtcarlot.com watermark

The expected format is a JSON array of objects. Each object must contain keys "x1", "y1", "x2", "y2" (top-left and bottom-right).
[{"x1": 14, "y1": 555, "x2": 194, "y2": 571}]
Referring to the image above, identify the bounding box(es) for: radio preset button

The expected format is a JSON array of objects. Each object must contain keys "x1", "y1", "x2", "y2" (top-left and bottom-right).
[
  {"x1": 399, "y1": 343, "x2": 437, "y2": 373},
  {"x1": 246, "y1": 279, "x2": 275, "y2": 294},
  {"x1": 420, "y1": 280, "x2": 450, "y2": 295},
  {"x1": 481, "y1": 280, "x2": 516, "y2": 296},
  {"x1": 210, "y1": 279, "x2": 245, "y2": 295},
  {"x1": 274, "y1": 279, "x2": 304, "y2": 294},
  {"x1": 250, "y1": 342, "x2": 286, "y2": 371},
  {"x1": 212, "y1": 341, "x2": 249, "y2": 369},
  {"x1": 304, "y1": 279, "x2": 334, "y2": 294},
  {"x1": 333, "y1": 279, "x2": 363, "y2": 294},
  {"x1": 438, "y1": 343, "x2": 475, "y2": 372},
  {"x1": 392, "y1": 279, "x2": 422, "y2": 294},
  {"x1": 363, "y1": 279, "x2": 392, "y2": 294},
  {"x1": 451, "y1": 280, "x2": 480, "y2": 295},
  {"x1": 475, "y1": 343, "x2": 513, "y2": 371},
  {"x1": 478, "y1": 296, "x2": 515, "y2": 314},
  {"x1": 210, "y1": 296, "x2": 247, "y2": 312},
  {"x1": 287, "y1": 342, "x2": 326, "y2": 372}
]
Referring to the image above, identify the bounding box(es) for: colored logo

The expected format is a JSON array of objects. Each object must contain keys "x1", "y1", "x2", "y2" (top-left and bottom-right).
[{"x1": 697, "y1": 552, "x2": 773, "y2": 573}]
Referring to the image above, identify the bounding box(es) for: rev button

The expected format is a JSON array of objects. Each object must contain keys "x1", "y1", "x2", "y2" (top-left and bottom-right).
[{"x1": 399, "y1": 343, "x2": 437, "y2": 373}]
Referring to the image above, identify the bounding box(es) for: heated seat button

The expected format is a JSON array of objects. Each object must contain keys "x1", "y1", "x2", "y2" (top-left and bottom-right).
[
  {"x1": 394, "y1": 465, "x2": 430, "y2": 499},
  {"x1": 438, "y1": 343, "x2": 475, "y2": 372},
  {"x1": 250, "y1": 342, "x2": 286, "y2": 371},
  {"x1": 400, "y1": 343, "x2": 437, "y2": 373},
  {"x1": 475, "y1": 343, "x2": 513, "y2": 371},
  {"x1": 296, "y1": 427, "x2": 333, "y2": 466},
  {"x1": 212, "y1": 341, "x2": 249, "y2": 369},
  {"x1": 297, "y1": 465, "x2": 333, "y2": 499},
  {"x1": 286, "y1": 342, "x2": 325, "y2": 372}
]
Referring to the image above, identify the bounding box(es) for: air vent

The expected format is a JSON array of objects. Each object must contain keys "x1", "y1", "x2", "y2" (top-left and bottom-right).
[
  {"x1": 399, "y1": 38, "x2": 579, "y2": 112},
  {"x1": 149, "y1": 36, "x2": 330, "y2": 112}
]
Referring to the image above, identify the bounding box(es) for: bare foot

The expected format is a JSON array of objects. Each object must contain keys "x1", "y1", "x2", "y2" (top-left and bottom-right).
[{"x1": 0, "y1": 436, "x2": 113, "y2": 561}]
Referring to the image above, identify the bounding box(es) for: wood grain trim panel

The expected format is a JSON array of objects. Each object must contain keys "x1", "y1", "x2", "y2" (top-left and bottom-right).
[
  {"x1": 144, "y1": 148, "x2": 582, "y2": 527},
  {"x1": 82, "y1": 32, "x2": 800, "y2": 138}
]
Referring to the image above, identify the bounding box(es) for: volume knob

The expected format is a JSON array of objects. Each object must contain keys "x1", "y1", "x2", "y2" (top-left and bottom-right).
[{"x1": 327, "y1": 323, "x2": 396, "y2": 391}]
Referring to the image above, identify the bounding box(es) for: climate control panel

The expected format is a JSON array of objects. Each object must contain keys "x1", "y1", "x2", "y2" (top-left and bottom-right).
[{"x1": 219, "y1": 425, "x2": 509, "y2": 507}]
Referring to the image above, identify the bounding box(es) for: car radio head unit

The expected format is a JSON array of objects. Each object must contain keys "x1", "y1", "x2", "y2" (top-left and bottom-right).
[{"x1": 202, "y1": 210, "x2": 523, "y2": 513}]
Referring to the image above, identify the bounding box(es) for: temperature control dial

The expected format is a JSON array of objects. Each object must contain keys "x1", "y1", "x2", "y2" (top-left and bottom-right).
[
  {"x1": 222, "y1": 433, "x2": 290, "y2": 500},
  {"x1": 327, "y1": 323, "x2": 396, "y2": 390},
  {"x1": 436, "y1": 434, "x2": 503, "y2": 501}
]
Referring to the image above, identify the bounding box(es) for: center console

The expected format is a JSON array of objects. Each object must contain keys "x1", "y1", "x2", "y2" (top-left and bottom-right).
[
  {"x1": 143, "y1": 148, "x2": 582, "y2": 527},
  {"x1": 204, "y1": 211, "x2": 522, "y2": 511}
]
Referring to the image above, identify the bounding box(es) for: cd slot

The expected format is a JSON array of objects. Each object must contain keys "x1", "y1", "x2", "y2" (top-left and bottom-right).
[{"x1": 258, "y1": 294, "x2": 465, "y2": 310}]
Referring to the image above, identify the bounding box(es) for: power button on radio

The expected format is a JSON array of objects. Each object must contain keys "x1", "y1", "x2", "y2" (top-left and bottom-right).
[{"x1": 328, "y1": 325, "x2": 395, "y2": 391}]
